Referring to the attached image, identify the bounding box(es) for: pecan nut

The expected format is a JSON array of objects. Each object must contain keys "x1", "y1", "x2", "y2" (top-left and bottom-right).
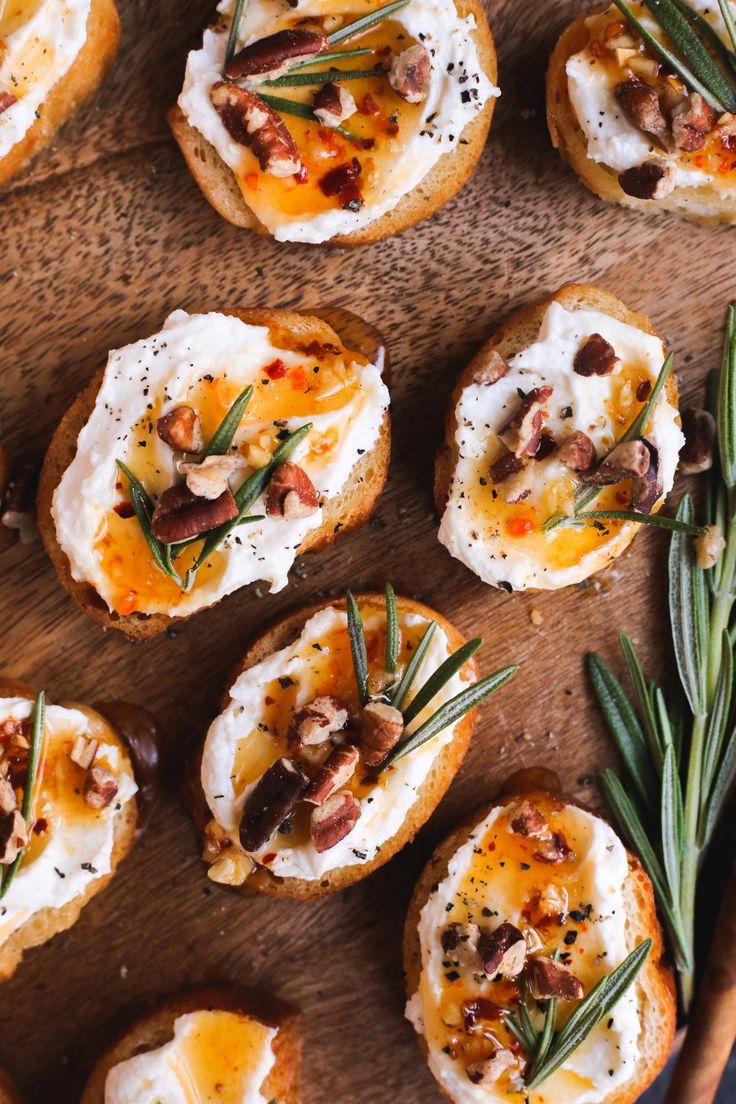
[
  {"x1": 573, "y1": 333, "x2": 618, "y2": 377},
  {"x1": 462, "y1": 998, "x2": 505, "y2": 1033},
  {"x1": 472, "y1": 351, "x2": 507, "y2": 386},
  {"x1": 313, "y1": 82, "x2": 357, "y2": 127},
  {"x1": 304, "y1": 745, "x2": 360, "y2": 805},
  {"x1": 528, "y1": 883, "x2": 569, "y2": 925},
  {"x1": 0, "y1": 92, "x2": 16, "y2": 115},
  {"x1": 0, "y1": 809, "x2": 27, "y2": 864},
  {"x1": 157, "y1": 405, "x2": 203, "y2": 452},
  {"x1": 210, "y1": 82, "x2": 301, "y2": 177},
  {"x1": 150, "y1": 483, "x2": 238, "y2": 543},
  {"x1": 509, "y1": 799, "x2": 549, "y2": 839},
  {"x1": 0, "y1": 774, "x2": 16, "y2": 817},
  {"x1": 680, "y1": 408, "x2": 715, "y2": 474},
  {"x1": 266, "y1": 462, "x2": 319, "y2": 519},
  {"x1": 529, "y1": 955, "x2": 584, "y2": 1000},
  {"x1": 442, "y1": 922, "x2": 481, "y2": 967},
  {"x1": 500, "y1": 464, "x2": 535, "y2": 505},
  {"x1": 489, "y1": 451, "x2": 524, "y2": 485},
  {"x1": 178, "y1": 455, "x2": 247, "y2": 500},
  {"x1": 225, "y1": 29, "x2": 329, "y2": 81},
  {"x1": 292, "y1": 695, "x2": 348, "y2": 748},
  {"x1": 533, "y1": 829, "x2": 575, "y2": 865},
  {"x1": 466, "y1": 1051, "x2": 516, "y2": 1085},
  {"x1": 310, "y1": 789, "x2": 361, "y2": 852},
  {"x1": 557, "y1": 430, "x2": 597, "y2": 471},
  {"x1": 632, "y1": 439, "x2": 660, "y2": 513},
  {"x1": 615, "y1": 79, "x2": 669, "y2": 147},
  {"x1": 70, "y1": 735, "x2": 98, "y2": 770},
  {"x1": 478, "y1": 922, "x2": 527, "y2": 978},
  {"x1": 388, "y1": 44, "x2": 431, "y2": 103},
  {"x1": 360, "y1": 701, "x2": 404, "y2": 767},
  {"x1": 695, "y1": 524, "x2": 726, "y2": 570},
  {"x1": 240, "y1": 758, "x2": 308, "y2": 852},
  {"x1": 619, "y1": 161, "x2": 675, "y2": 200},
  {"x1": 672, "y1": 93, "x2": 719, "y2": 152},
  {"x1": 582, "y1": 439, "x2": 651, "y2": 487},
  {"x1": 83, "y1": 766, "x2": 119, "y2": 809},
  {"x1": 499, "y1": 386, "x2": 553, "y2": 458}
]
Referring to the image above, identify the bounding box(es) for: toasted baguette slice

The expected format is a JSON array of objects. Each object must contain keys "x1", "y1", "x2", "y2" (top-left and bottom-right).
[
  {"x1": 546, "y1": 12, "x2": 736, "y2": 226},
  {"x1": 167, "y1": 0, "x2": 496, "y2": 246},
  {"x1": 0, "y1": 1068, "x2": 22, "y2": 1104},
  {"x1": 404, "y1": 788, "x2": 677, "y2": 1104},
  {"x1": 0, "y1": 0, "x2": 120, "y2": 187},
  {"x1": 0, "y1": 677, "x2": 138, "y2": 982},
  {"x1": 187, "y1": 591, "x2": 481, "y2": 899},
  {"x1": 37, "y1": 307, "x2": 391, "y2": 641},
  {"x1": 79, "y1": 986, "x2": 300, "y2": 1104},
  {"x1": 435, "y1": 283, "x2": 680, "y2": 591}
]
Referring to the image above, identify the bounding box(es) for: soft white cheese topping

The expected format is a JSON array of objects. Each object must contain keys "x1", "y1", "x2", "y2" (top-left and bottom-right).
[
  {"x1": 179, "y1": 0, "x2": 498, "y2": 243},
  {"x1": 0, "y1": 0, "x2": 91, "y2": 159},
  {"x1": 406, "y1": 803, "x2": 640, "y2": 1104},
  {"x1": 438, "y1": 301, "x2": 684, "y2": 591},
  {"x1": 52, "y1": 310, "x2": 389, "y2": 617},
  {"x1": 104, "y1": 1011, "x2": 277, "y2": 1104},
  {"x1": 566, "y1": 0, "x2": 736, "y2": 193},
  {"x1": 202, "y1": 604, "x2": 466, "y2": 880},
  {"x1": 0, "y1": 697, "x2": 137, "y2": 946}
]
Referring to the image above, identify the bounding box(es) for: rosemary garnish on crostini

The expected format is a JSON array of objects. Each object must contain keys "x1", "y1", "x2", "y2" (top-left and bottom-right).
[
  {"x1": 506, "y1": 941, "x2": 651, "y2": 1089},
  {"x1": 613, "y1": 0, "x2": 736, "y2": 112},
  {"x1": 346, "y1": 584, "x2": 518, "y2": 768},
  {"x1": 0, "y1": 691, "x2": 45, "y2": 901},
  {"x1": 590, "y1": 302, "x2": 736, "y2": 1011}
]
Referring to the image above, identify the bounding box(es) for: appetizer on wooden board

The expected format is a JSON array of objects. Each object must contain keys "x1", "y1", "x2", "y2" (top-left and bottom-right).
[
  {"x1": 168, "y1": 0, "x2": 498, "y2": 245},
  {"x1": 0, "y1": 679, "x2": 151, "y2": 981},
  {"x1": 547, "y1": 0, "x2": 736, "y2": 224},
  {"x1": 404, "y1": 787, "x2": 676, "y2": 1103},
  {"x1": 0, "y1": 0, "x2": 119, "y2": 186},
  {"x1": 189, "y1": 586, "x2": 516, "y2": 898},
  {"x1": 38, "y1": 308, "x2": 390, "y2": 639},
  {"x1": 435, "y1": 284, "x2": 683, "y2": 591},
  {"x1": 79, "y1": 987, "x2": 300, "y2": 1104}
]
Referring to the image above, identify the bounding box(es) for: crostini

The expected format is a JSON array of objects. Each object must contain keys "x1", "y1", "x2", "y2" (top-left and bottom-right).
[
  {"x1": 80, "y1": 986, "x2": 300, "y2": 1104},
  {"x1": 0, "y1": 0, "x2": 120, "y2": 186},
  {"x1": 191, "y1": 585, "x2": 516, "y2": 898},
  {"x1": 0, "y1": 678, "x2": 138, "y2": 981},
  {"x1": 547, "y1": 1, "x2": 736, "y2": 224},
  {"x1": 404, "y1": 785, "x2": 676, "y2": 1103},
  {"x1": 168, "y1": 0, "x2": 498, "y2": 245},
  {"x1": 39, "y1": 308, "x2": 391, "y2": 639},
  {"x1": 435, "y1": 284, "x2": 683, "y2": 592},
  {"x1": 0, "y1": 1067, "x2": 22, "y2": 1104}
]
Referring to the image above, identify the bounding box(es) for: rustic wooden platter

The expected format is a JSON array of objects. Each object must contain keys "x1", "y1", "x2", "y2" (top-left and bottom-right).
[{"x1": 0, "y1": 0, "x2": 733, "y2": 1100}]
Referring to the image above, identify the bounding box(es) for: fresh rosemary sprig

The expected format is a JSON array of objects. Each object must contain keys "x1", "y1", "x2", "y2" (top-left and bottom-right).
[
  {"x1": 612, "y1": 0, "x2": 736, "y2": 112},
  {"x1": 291, "y1": 47, "x2": 374, "y2": 71},
  {"x1": 590, "y1": 303, "x2": 736, "y2": 1011},
  {"x1": 116, "y1": 461, "x2": 183, "y2": 587},
  {"x1": 263, "y1": 67, "x2": 384, "y2": 88},
  {"x1": 200, "y1": 384, "x2": 253, "y2": 459},
  {"x1": 384, "y1": 582, "x2": 399, "y2": 675},
  {"x1": 327, "y1": 0, "x2": 410, "y2": 46},
  {"x1": 0, "y1": 692, "x2": 45, "y2": 901},
  {"x1": 347, "y1": 590, "x2": 370, "y2": 706},
  {"x1": 553, "y1": 509, "x2": 706, "y2": 534},
  {"x1": 257, "y1": 93, "x2": 370, "y2": 147},
  {"x1": 225, "y1": 0, "x2": 248, "y2": 67}
]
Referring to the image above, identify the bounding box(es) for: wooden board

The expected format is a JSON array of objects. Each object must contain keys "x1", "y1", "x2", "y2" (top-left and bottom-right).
[{"x1": 0, "y1": 0, "x2": 731, "y2": 1100}]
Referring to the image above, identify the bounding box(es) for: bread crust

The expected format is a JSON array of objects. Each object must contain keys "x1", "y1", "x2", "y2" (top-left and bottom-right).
[
  {"x1": 37, "y1": 307, "x2": 391, "y2": 640},
  {"x1": 0, "y1": 0, "x2": 120, "y2": 187},
  {"x1": 434, "y1": 282, "x2": 680, "y2": 584},
  {"x1": 79, "y1": 985, "x2": 300, "y2": 1104},
  {"x1": 0, "y1": 1068, "x2": 22, "y2": 1104},
  {"x1": 403, "y1": 790, "x2": 677, "y2": 1104},
  {"x1": 186, "y1": 591, "x2": 480, "y2": 899},
  {"x1": 546, "y1": 11, "x2": 736, "y2": 226},
  {"x1": 167, "y1": 0, "x2": 497, "y2": 246}
]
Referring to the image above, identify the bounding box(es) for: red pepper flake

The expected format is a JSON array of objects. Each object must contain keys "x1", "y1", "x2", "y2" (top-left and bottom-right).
[
  {"x1": 294, "y1": 164, "x2": 309, "y2": 184},
  {"x1": 303, "y1": 340, "x2": 341, "y2": 358},
  {"x1": 264, "y1": 695, "x2": 275, "y2": 706},
  {"x1": 488, "y1": 841, "x2": 496, "y2": 851},
  {"x1": 33, "y1": 818, "x2": 48, "y2": 836},
  {"x1": 262, "y1": 852, "x2": 277, "y2": 865},
  {"x1": 318, "y1": 158, "x2": 363, "y2": 209},
  {"x1": 507, "y1": 516, "x2": 534, "y2": 537},
  {"x1": 360, "y1": 92, "x2": 381, "y2": 116},
  {"x1": 264, "y1": 359, "x2": 288, "y2": 380},
  {"x1": 114, "y1": 502, "x2": 135, "y2": 519},
  {"x1": 590, "y1": 40, "x2": 606, "y2": 58}
]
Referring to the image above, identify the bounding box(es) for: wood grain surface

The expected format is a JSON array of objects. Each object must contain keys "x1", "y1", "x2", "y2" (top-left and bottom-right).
[{"x1": 0, "y1": 1, "x2": 733, "y2": 1101}]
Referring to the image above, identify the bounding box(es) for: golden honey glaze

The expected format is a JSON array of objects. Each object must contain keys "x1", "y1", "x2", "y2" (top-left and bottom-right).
[
  {"x1": 0, "y1": 0, "x2": 42, "y2": 38},
  {"x1": 165, "y1": 1010, "x2": 274, "y2": 1104}
]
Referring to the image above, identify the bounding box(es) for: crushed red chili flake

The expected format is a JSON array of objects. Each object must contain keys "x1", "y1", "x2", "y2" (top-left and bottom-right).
[
  {"x1": 33, "y1": 818, "x2": 48, "y2": 836},
  {"x1": 262, "y1": 852, "x2": 277, "y2": 864},
  {"x1": 294, "y1": 164, "x2": 309, "y2": 184},
  {"x1": 264, "y1": 359, "x2": 288, "y2": 380},
  {"x1": 319, "y1": 158, "x2": 363, "y2": 207},
  {"x1": 723, "y1": 134, "x2": 736, "y2": 152},
  {"x1": 303, "y1": 340, "x2": 341, "y2": 357},
  {"x1": 264, "y1": 695, "x2": 275, "y2": 705},
  {"x1": 360, "y1": 92, "x2": 381, "y2": 116},
  {"x1": 114, "y1": 502, "x2": 135, "y2": 519}
]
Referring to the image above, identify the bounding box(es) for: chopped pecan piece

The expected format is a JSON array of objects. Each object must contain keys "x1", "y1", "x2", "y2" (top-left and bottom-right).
[
  {"x1": 631, "y1": 440, "x2": 660, "y2": 513},
  {"x1": 151, "y1": 483, "x2": 238, "y2": 543},
  {"x1": 310, "y1": 789, "x2": 361, "y2": 852},
  {"x1": 266, "y1": 462, "x2": 319, "y2": 519},
  {"x1": 615, "y1": 79, "x2": 669, "y2": 146},
  {"x1": 70, "y1": 735, "x2": 98, "y2": 770},
  {"x1": 201, "y1": 817, "x2": 233, "y2": 864},
  {"x1": 1, "y1": 460, "x2": 37, "y2": 544},
  {"x1": 178, "y1": 455, "x2": 247, "y2": 500},
  {"x1": 672, "y1": 93, "x2": 719, "y2": 152},
  {"x1": 313, "y1": 82, "x2": 357, "y2": 127},
  {"x1": 157, "y1": 405, "x2": 203, "y2": 452},
  {"x1": 510, "y1": 799, "x2": 549, "y2": 839},
  {"x1": 442, "y1": 922, "x2": 481, "y2": 967},
  {"x1": 225, "y1": 29, "x2": 329, "y2": 81},
  {"x1": 466, "y1": 1050, "x2": 516, "y2": 1085},
  {"x1": 0, "y1": 92, "x2": 16, "y2": 115},
  {"x1": 533, "y1": 830, "x2": 575, "y2": 865},
  {"x1": 499, "y1": 386, "x2": 554, "y2": 458},
  {"x1": 388, "y1": 44, "x2": 431, "y2": 103},
  {"x1": 695, "y1": 524, "x2": 726, "y2": 570},
  {"x1": 360, "y1": 701, "x2": 404, "y2": 767},
  {"x1": 84, "y1": 767, "x2": 119, "y2": 810},
  {"x1": 489, "y1": 451, "x2": 524, "y2": 484},
  {"x1": 473, "y1": 351, "x2": 507, "y2": 386},
  {"x1": 479, "y1": 922, "x2": 527, "y2": 977},
  {"x1": 304, "y1": 745, "x2": 360, "y2": 805},
  {"x1": 583, "y1": 439, "x2": 651, "y2": 486},
  {"x1": 557, "y1": 431, "x2": 597, "y2": 471},
  {"x1": 293, "y1": 696, "x2": 348, "y2": 748},
  {"x1": 0, "y1": 810, "x2": 27, "y2": 864},
  {"x1": 500, "y1": 465, "x2": 535, "y2": 505},
  {"x1": 529, "y1": 955, "x2": 584, "y2": 1000},
  {"x1": 574, "y1": 334, "x2": 618, "y2": 377},
  {"x1": 680, "y1": 408, "x2": 715, "y2": 474},
  {"x1": 462, "y1": 998, "x2": 505, "y2": 1032},
  {"x1": 210, "y1": 83, "x2": 301, "y2": 177},
  {"x1": 0, "y1": 774, "x2": 16, "y2": 816},
  {"x1": 240, "y1": 758, "x2": 308, "y2": 852},
  {"x1": 207, "y1": 850, "x2": 254, "y2": 886},
  {"x1": 619, "y1": 161, "x2": 675, "y2": 200},
  {"x1": 528, "y1": 883, "x2": 569, "y2": 925}
]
